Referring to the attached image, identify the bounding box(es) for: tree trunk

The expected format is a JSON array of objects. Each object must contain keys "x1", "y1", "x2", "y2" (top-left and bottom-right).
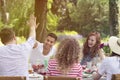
[
  {"x1": 0, "y1": 0, "x2": 8, "y2": 25},
  {"x1": 35, "y1": 0, "x2": 48, "y2": 42},
  {"x1": 118, "y1": 0, "x2": 120, "y2": 37},
  {"x1": 109, "y1": 0, "x2": 119, "y2": 36}
]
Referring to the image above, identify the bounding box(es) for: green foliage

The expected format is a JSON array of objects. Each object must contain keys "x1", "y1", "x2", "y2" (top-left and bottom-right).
[
  {"x1": 5, "y1": 0, "x2": 34, "y2": 38},
  {"x1": 54, "y1": 30, "x2": 83, "y2": 44},
  {"x1": 53, "y1": 0, "x2": 109, "y2": 37},
  {"x1": 46, "y1": 0, "x2": 60, "y2": 32},
  {"x1": 47, "y1": 11, "x2": 60, "y2": 31},
  {"x1": 103, "y1": 46, "x2": 111, "y2": 56},
  {"x1": 101, "y1": 35, "x2": 109, "y2": 42},
  {"x1": 16, "y1": 36, "x2": 26, "y2": 44},
  {"x1": 0, "y1": 21, "x2": 4, "y2": 29},
  {"x1": 0, "y1": 0, "x2": 110, "y2": 39},
  {"x1": 101, "y1": 36, "x2": 111, "y2": 56},
  {"x1": 55, "y1": 30, "x2": 78, "y2": 36},
  {"x1": 69, "y1": 0, "x2": 109, "y2": 36},
  {"x1": 47, "y1": 0, "x2": 53, "y2": 9}
]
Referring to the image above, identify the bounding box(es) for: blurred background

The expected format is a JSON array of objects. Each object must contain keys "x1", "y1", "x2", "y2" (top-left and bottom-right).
[{"x1": 0, "y1": 0, "x2": 120, "y2": 55}]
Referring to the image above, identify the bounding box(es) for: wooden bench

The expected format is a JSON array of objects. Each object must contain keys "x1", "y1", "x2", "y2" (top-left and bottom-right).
[
  {"x1": 44, "y1": 76, "x2": 80, "y2": 80},
  {"x1": 0, "y1": 76, "x2": 26, "y2": 80},
  {"x1": 111, "y1": 74, "x2": 120, "y2": 80}
]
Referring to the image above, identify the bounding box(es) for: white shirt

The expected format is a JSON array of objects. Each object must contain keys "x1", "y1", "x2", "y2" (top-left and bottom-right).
[
  {"x1": 0, "y1": 37, "x2": 35, "y2": 80},
  {"x1": 98, "y1": 56, "x2": 120, "y2": 80},
  {"x1": 30, "y1": 42, "x2": 56, "y2": 68}
]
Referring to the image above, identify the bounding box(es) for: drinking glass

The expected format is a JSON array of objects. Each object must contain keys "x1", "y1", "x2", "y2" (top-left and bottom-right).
[
  {"x1": 28, "y1": 63, "x2": 33, "y2": 74},
  {"x1": 87, "y1": 61, "x2": 92, "y2": 69}
]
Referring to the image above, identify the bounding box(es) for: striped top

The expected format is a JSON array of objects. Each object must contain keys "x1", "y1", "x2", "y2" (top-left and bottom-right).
[{"x1": 47, "y1": 59, "x2": 83, "y2": 80}]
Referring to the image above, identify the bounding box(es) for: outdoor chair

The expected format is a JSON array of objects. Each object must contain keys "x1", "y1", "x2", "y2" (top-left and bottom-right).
[
  {"x1": 44, "y1": 76, "x2": 80, "y2": 80},
  {"x1": 111, "y1": 74, "x2": 120, "y2": 80}
]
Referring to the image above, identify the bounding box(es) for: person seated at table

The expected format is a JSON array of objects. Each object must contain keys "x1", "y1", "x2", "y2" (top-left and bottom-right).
[
  {"x1": 47, "y1": 37, "x2": 83, "y2": 80},
  {"x1": 30, "y1": 33, "x2": 57, "y2": 74},
  {"x1": 94, "y1": 36, "x2": 120, "y2": 80},
  {"x1": 81, "y1": 31, "x2": 105, "y2": 66},
  {"x1": 0, "y1": 14, "x2": 37, "y2": 80}
]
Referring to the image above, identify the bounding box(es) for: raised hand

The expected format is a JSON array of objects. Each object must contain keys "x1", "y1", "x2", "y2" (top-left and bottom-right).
[
  {"x1": 27, "y1": 14, "x2": 38, "y2": 38},
  {"x1": 27, "y1": 14, "x2": 39, "y2": 29}
]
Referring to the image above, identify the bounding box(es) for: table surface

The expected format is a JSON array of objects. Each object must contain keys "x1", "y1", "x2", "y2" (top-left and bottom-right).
[
  {"x1": 83, "y1": 72, "x2": 106, "y2": 80},
  {"x1": 83, "y1": 77, "x2": 106, "y2": 80}
]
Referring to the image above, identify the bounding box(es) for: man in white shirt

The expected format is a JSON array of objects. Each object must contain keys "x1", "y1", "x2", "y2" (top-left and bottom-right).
[
  {"x1": 94, "y1": 36, "x2": 120, "y2": 80},
  {"x1": 0, "y1": 15, "x2": 37, "y2": 80},
  {"x1": 30, "y1": 33, "x2": 57, "y2": 74}
]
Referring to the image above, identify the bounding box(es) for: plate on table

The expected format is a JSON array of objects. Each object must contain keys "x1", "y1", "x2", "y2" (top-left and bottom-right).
[{"x1": 29, "y1": 73, "x2": 43, "y2": 80}]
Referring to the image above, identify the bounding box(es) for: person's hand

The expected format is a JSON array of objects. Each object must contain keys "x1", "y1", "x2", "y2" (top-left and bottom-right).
[
  {"x1": 82, "y1": 65, "x2": 87, "y2": 70},
  {"x1": 32, "y1": 64, "x2": 44, "y2": 70},
  {"x1": 32, "y1": 64, "x2": 39, "y2": 71},
  {"x1": 27, "y1": 14, "x2": 39, "y2": 29},
  {"x1": 33, "y1": 42, "x2": 38, "y2": 49},
  {"x1": 38, "y1": 64, "x2": 44, "y2": 69},
  {"x1": 27, "y1": 14, "x2": 39, "y2": 38}
]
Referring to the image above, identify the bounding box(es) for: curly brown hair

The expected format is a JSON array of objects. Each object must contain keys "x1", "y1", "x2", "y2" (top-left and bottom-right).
[
  {"x1": 55, "y1": 37, "x2": 81, "y2": 73},
  {"x1": 83, "y1": 31, "x2": 101, "y2": 58}
]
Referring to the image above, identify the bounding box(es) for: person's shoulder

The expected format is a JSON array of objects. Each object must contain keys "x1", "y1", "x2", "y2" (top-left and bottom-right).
[
  {"x1": 72, "y1": 63, "x2": 82, "y2": 70},
  {"x1": 36, "y1": 41, "x2": 43, "y2": 48},
  {"x1": 36, "y1": 41, "x2": 43, "y2": 45},
  {"x1": 48, "y1": 59, "x2": 57, "y2": 64},
  {"x1": 52, "y1": 46, "x2": 56, "y2": 49},
  {"x1": 0, "y1": 45, "x2": 6, "y2": 50},
  {"x1": 50, "y1": 46, "x2": 57, "y2": 52},
  {"x1": 103, "y1": 56, "x2": 114, "y2": 62},
  {"x1": 49, "y1": 58, "x2": 56, "y2": 62},
  {"x1": 73, "y1": 63, "x2": 82, "y2": 67},
  {"x1": 22, "y1": 37, "x2": 35, "y2": 47},
  {"x1": 27, "y1": 37, "x2": 35, "y2": 42},
  {"x1": 99, "y1": 48, "x2": 104, "y2": 51}
]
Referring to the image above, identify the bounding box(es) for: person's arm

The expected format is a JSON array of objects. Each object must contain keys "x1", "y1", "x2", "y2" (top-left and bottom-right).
[
  {"x1": 27, "y1": 14, "x2": 38, "y2": 38},
  {"x1": 18, "y1": 14, "x2": 38, "y2": 52},
  {"x1": 99, "y1": 49, "x2": 106, "y2": 60},
  {"x1": 94, "y1": 58, "x2": 107, "y2": 80},
  {"x1": 78, "y1": 64, "x2": 83, "y2": 80}
]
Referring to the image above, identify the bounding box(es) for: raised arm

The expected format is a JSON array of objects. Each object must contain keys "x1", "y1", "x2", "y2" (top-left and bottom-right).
[
  {"x1": 99, "y1": 49, "x2": 106, "y2": 60},
  {"x1": 27, "y1": 14, "x2": 38, "y2": 38}
]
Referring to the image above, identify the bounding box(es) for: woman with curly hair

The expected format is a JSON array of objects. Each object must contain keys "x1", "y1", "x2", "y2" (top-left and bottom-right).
[
  {"x1": 81, "y1": 31, "x2": 105, "y2": 65},
  {"x1": 47, "y1": 37, "x2": 83, "y2": 79}
]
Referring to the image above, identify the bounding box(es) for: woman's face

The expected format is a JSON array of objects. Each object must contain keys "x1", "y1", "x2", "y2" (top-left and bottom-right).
[{"x1": 88, "y1": 35, "x2": 96, "y2": 48}]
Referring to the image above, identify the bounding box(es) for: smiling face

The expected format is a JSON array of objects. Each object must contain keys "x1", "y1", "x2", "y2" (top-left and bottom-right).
[
  {"x1": 83, "y1": 31, "x2": 101, "y2": 57},
  {"x1": 44, "y1": 36, "x2": 56, "y2": 50},
  {"x1": 88, "y1": 35, "x2": 97, "y2": 48}
]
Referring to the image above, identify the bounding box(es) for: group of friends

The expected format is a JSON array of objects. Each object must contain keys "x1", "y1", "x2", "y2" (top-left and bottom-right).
[{"x1": 0, "y1": 15, "x2": 120, "y2": 80}]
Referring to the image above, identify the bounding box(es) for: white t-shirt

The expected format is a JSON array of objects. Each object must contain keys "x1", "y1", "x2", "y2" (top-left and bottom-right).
[
  {"x1": 98, "y1": 56, "x2": 120, "y2": 80},
  {"x1": 0, "y1": 37, "x2": 35, "y2": 80},
  {"x1": 30, "y1": 42, "x2": 56, "y2": 68}
]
